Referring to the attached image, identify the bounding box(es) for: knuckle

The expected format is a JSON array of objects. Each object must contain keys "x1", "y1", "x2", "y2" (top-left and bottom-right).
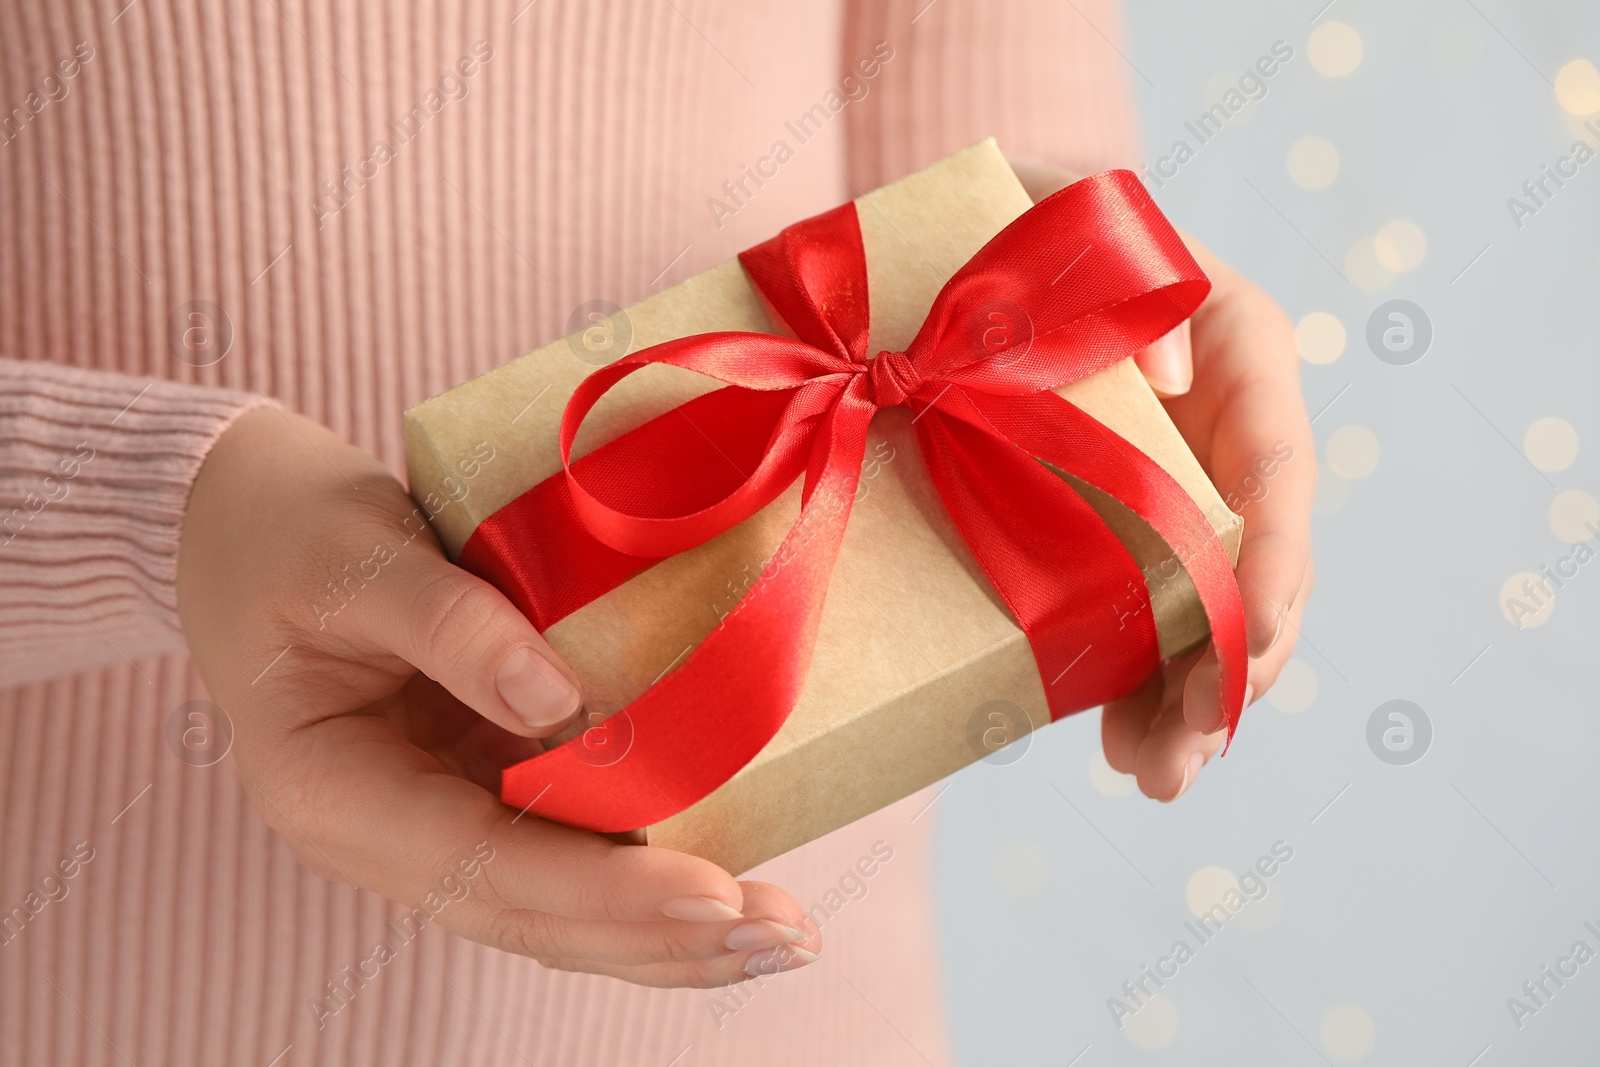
[
  {"x1": 470, "y1": 853, "x2": 521, "y2": 911},
  {"x1": 563, "y1": 857, "x2": 635, "y2": 921},
  {"x1": 414, "y1": 574, "x2": 504, "y2": 666},
  {"x1": 247, "y1": 763, "x2": 341, "y2": 854},
  {"x1": 488, "y1": 909, "x2": 560, "y2": 960},
  {"x1": 655, "y1": 928, "x2": 705, "y2": 965}
]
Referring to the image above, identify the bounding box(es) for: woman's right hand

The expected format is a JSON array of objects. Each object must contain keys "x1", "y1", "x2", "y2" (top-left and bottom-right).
[{"x1": 176, "y1": 405, "x2": 820, "y2": 986}]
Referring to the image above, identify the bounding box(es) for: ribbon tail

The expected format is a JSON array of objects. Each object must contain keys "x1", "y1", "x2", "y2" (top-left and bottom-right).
[
  {"x1": 913, "y1": 407, "x2": 1160, "y2": 718},
  {"x1": 963, "y1": 389, "x2": 1250, "y2": 740}
]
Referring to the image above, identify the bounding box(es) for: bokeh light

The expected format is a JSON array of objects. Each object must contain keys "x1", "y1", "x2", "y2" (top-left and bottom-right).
[
  {"x1": 1524, "y1": 416, "x2": 1578, "y2": 472},
  {"x1": 1268, "y1": 659, "x2": 1319, "y2": 713},
  {"x1": 1327, "y1": 425, "x2": 1380, "y2": 479},
  {"x1": 1321, "y1": 1004, "x2": 1377, "y2": 1061},
  {"x1": 1287, "y1": 136, "x2": 1341, "y2": 190},
  {"x1": 1555, "y1": 59, "x2": 1600, "y2": 115},
  {"x1": 1309, "y1": 22, "x2": 1363, "y2": 77}
]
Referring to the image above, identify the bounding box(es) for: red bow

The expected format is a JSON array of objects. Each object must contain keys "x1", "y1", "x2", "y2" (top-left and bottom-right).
[{"x1": 463, "y1": 170, "x2": 1248, "y2": 833}]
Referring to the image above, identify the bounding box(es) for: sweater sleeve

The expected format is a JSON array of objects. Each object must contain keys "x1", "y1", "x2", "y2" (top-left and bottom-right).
[
  {"x1": 0, "y1": 358, "x2": 269, "y2": 686},
  {"x1": 842, "y1": 0, "x2": 1141, "y2": 189}
]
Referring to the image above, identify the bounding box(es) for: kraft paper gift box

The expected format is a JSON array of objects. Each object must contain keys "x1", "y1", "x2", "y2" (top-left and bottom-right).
[{"x1": 404, "y1": 139, "x2": 1242, "y2": 874}]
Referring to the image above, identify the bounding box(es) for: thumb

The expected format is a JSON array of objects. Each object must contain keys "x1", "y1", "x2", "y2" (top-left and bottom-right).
[
  {"x1": 361, "y1": 547, "x2": 584, "y2": 738},
  {"x1": 1135, "y1": 320, "x2": 1193, "y2": 398}
]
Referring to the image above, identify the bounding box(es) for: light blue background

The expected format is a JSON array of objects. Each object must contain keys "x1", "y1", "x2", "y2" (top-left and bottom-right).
[{"x1": 938, "y1": 1, "x2": 1600, "y2": 1063}]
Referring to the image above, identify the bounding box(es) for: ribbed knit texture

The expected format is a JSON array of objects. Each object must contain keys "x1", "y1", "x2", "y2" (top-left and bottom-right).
[{"x1": 0, "y1": 2, "x2": 1135, "y2": 1064}]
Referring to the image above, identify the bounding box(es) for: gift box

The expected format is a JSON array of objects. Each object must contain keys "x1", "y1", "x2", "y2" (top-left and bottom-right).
[{"x1": 404, "y1": 139, "x2": 1244, "y2": 874}]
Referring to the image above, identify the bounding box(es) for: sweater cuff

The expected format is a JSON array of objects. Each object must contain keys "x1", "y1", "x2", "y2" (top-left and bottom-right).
[{"x1": 0, "y1": 358, "x2": 271, "y2": 685}]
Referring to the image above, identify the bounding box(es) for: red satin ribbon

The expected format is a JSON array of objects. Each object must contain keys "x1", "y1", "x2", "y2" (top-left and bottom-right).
[{"x1": 462, "y1": 170, "x2": 1248, "y2": 833}]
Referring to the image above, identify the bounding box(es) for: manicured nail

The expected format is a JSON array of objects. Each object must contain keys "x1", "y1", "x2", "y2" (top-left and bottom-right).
[
  {"x1": 1188, "y1": 659, "x2": 1224, "y2": 733},
  {"x1": 744, "y1": 944, "x2": 821, "y2": 977},
  {"x1": 1267, "y1": 606, "x2": 1288, "y2": 653},
  {"x1": 724, "y1": 920, "x2": 806, "y2": 952},
  {"x1": 495, "y1": 647, "x2": 581, "y2": 730},
  {"x1": 661, "y1": 896, "x2": 743, "y2": 923},
  {"x1": 1253, "y1": 603, "x2": 1288, "y2": 657},
  {"x1": 1139, "y1": 331, "x2": 1192, "y2": 396},
  {"x1": 1163, "y1": 751, "x2": 1204, "y2": 803},
  {"x1": 1179, "y1": 751, "x2": 1204, "y2": 798}
]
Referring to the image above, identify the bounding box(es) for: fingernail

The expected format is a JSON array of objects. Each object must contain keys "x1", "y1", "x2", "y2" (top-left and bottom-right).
[
  {"x1": 1267, "y1": 607, "x2": 1288, "y2": 653},
  {"x1": 724, "y1": 920, "x2": 806, "y2": 952},
  {"x1": 1252, "y1": 603, "x2": 1287, "y2": 657},
  {"x1": 1242, "y1": 683, "x2": 1255, "y2": 708},
  {"x1": 495, "y1": 646, "x2": 581, "y2": 729},
  {"x1": 1179, "y1": 751, "x2": 1204, "y2": 797},
  {"x1": 1163, "y1": 751, "x2": 1204, "y2": 803},
  {"x1": 661, "y1": 896, "x2": 743, "y2": 923},
  {"x1": 1139, "y1": 332, "x2": 1192, "y2": 396},
  {"x1": 744, "y1": 944, "x2": 821, "y2": 977},
  {"x1": 1189, "y1": 659, "x2": 1224, "y2": 732}
]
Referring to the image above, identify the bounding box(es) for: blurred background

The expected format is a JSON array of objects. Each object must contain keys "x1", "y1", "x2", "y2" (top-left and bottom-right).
[{"x1": 938, "y1": 0, "x2": 1600, "y2": 1063}]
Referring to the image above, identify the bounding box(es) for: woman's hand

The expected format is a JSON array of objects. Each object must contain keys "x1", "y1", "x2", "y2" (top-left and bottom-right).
[
  {"x1": 1011, "y1": 157, "x2": 1316, "y2": 802},
  {"x1": 177, "y1": 406, "x2": 820, "y2": 986}
]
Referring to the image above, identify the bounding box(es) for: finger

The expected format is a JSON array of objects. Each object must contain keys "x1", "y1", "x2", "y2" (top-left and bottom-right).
[
  {"x1": 278, "y1": 713, "x2": 750, "y2": 923},
  {"x1": 1237, "y1": 524, "x2": 1312, "y2": 659},
  {"x1": 358, "y1": 545, "x2": 584, "y2": 738},
  {"x1": 1194, "y1": 313, "x2": 1314, "y2": 658},
  {"x1": 1102, "y1": 671, "x2": 1163, "y2": 774},
  {"x1": 1242, "y1": 561, "x2": 1315, "y2": 702},
  {"x1": 1135, "y1": 320, "x2": 1193, "y2": 397},
  {"x1": 1213, "y1": 381, "x2": 1313, "y2": 657},
  {"x1": 1185, "y1": 560, "x2": 1312, "y2": 733},
  {"x1": 1180, "y1": 644, "x2": 1227, "y2": 735},
  {"x1": 471, "y1": 882, "x2": 811, "y2": 967},
  {"x1": 536, "y1": 920, "x2": 824, "y2": 989},
  {"x1": 1137, "y1": 683, "x2": 1227, "y2": 802},
  {"x1": 1105, "y1": 648, "x2": 1205, "y2": 777}
]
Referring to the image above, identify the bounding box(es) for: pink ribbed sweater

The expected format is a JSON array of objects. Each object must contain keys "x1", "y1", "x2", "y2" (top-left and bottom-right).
[{"x1": 0, "y1": 2, "x2": 1136, "y2": 1064}]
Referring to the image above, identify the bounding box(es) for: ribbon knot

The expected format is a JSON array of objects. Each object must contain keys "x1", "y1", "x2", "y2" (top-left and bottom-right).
[
  {"x1": 465, "y1": 170, "x2": 1249, "y2": 833},
  {"x1": 865, "y1": 349, "x2": 919, "y2": 408}
]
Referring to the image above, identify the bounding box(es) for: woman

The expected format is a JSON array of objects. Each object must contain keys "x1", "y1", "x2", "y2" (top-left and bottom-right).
[{"x1": 0, "y1": 1, "x2": 1312, "y2": 1063}]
